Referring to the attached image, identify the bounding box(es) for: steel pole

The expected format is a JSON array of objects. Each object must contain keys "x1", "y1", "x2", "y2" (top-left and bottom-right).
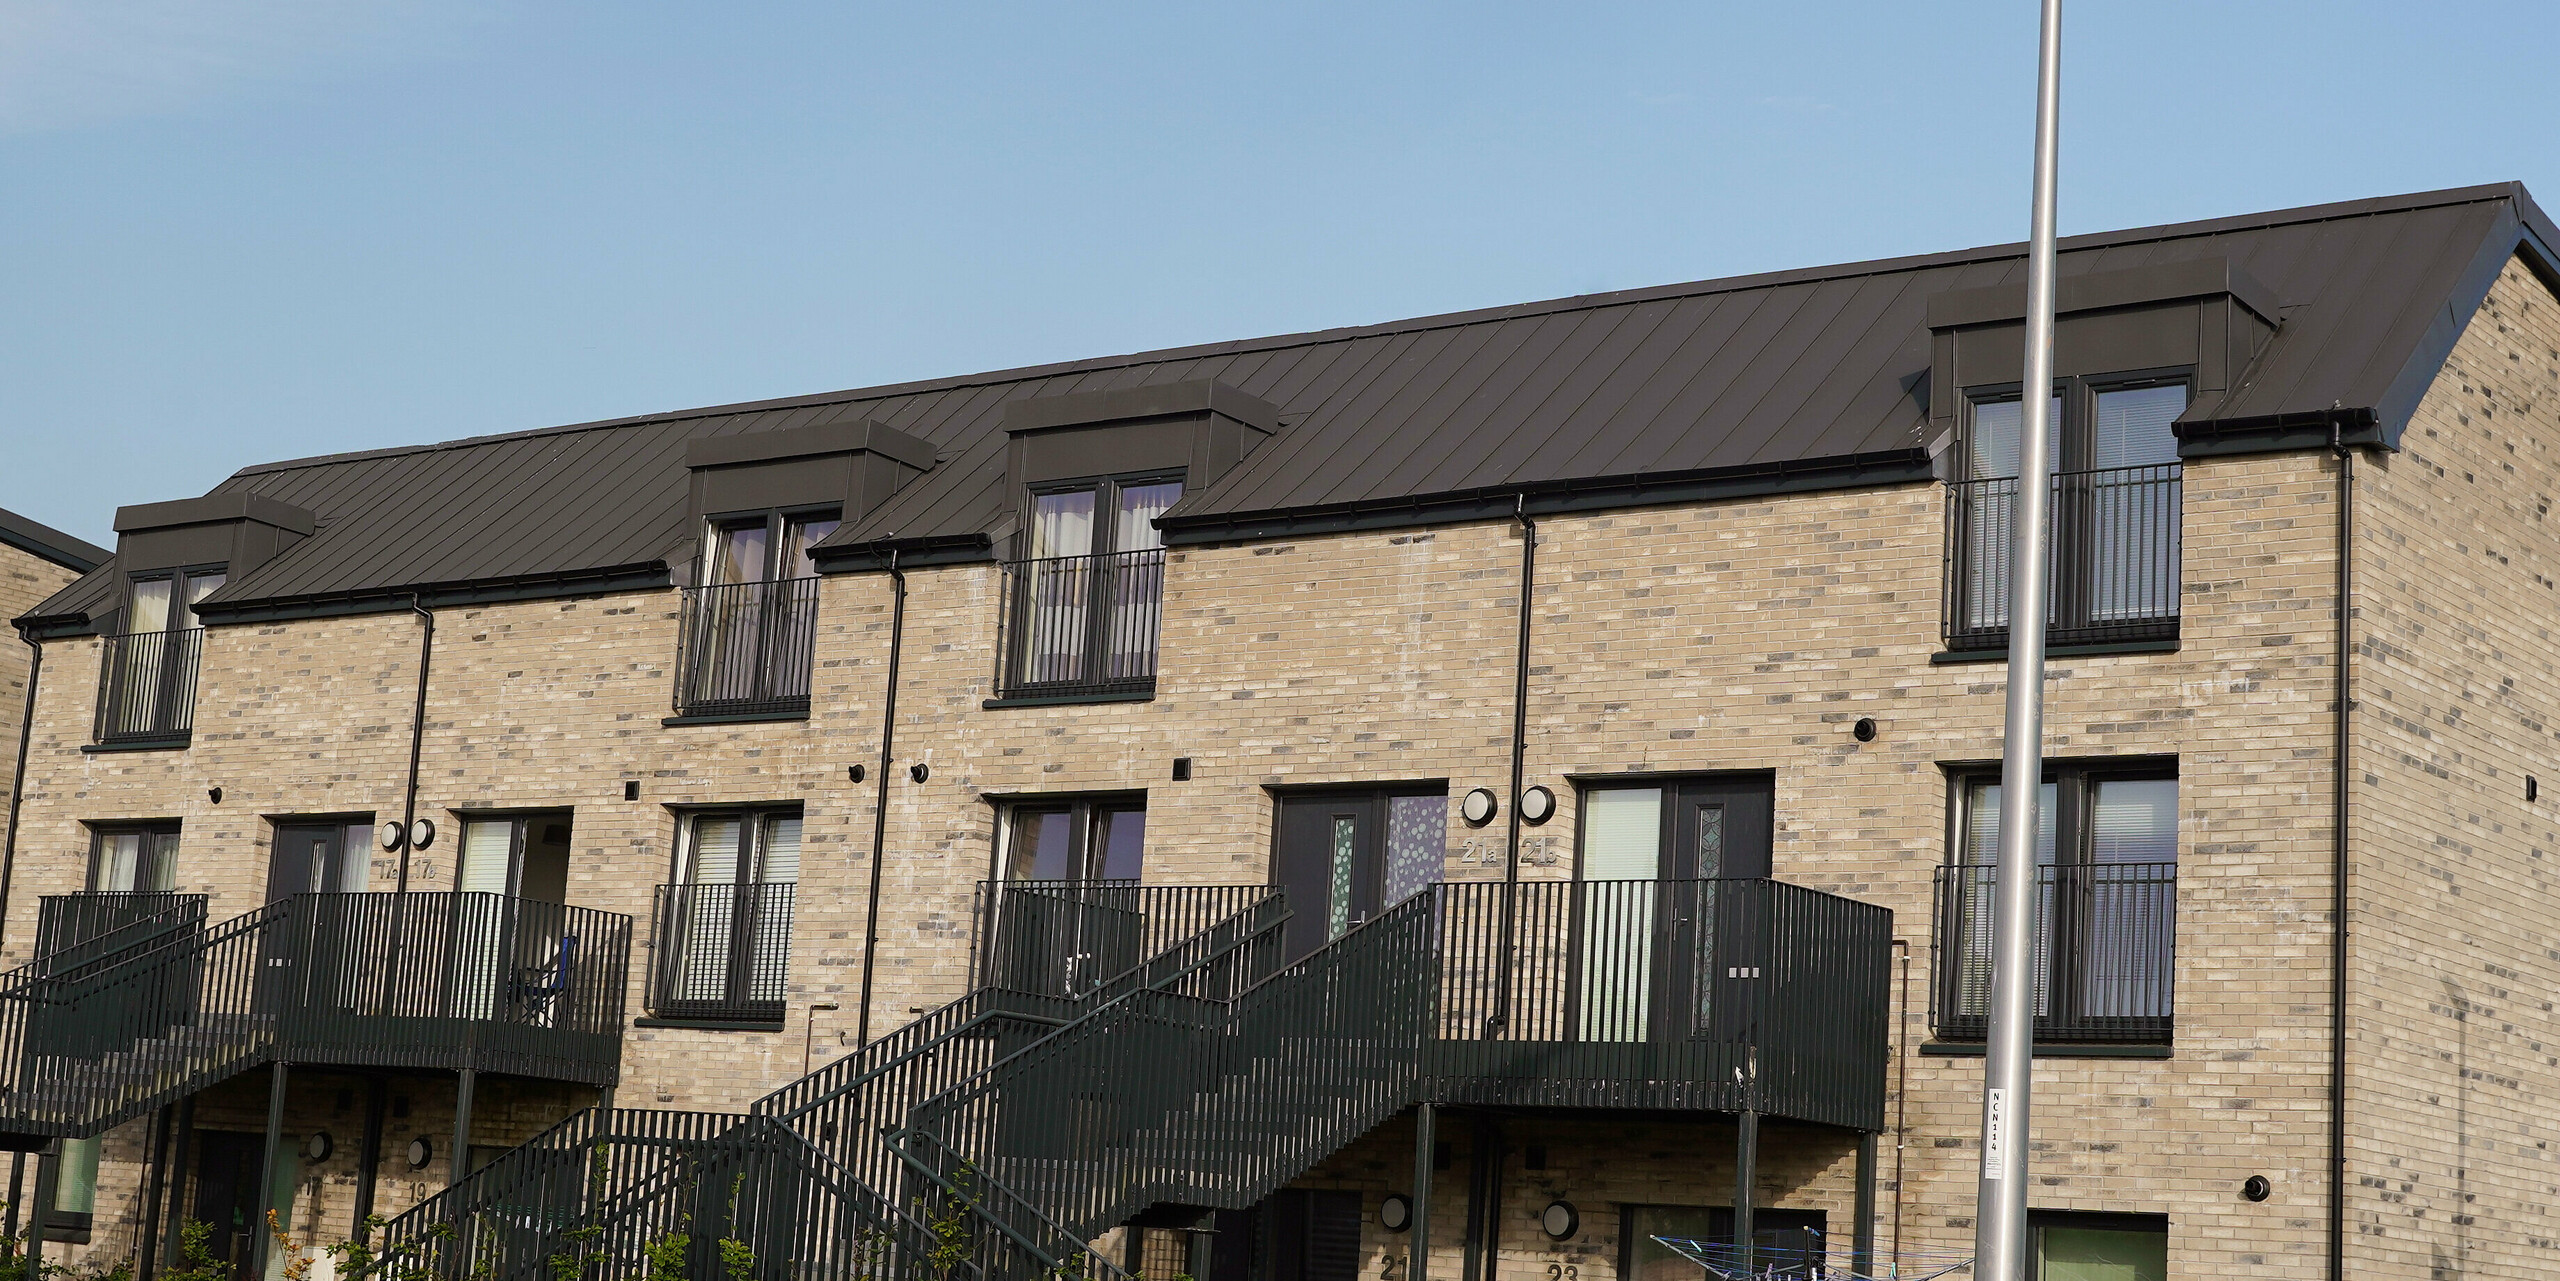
[{"x1": 1975, "y1": 2, "x2": 2063, "y2": 1278}]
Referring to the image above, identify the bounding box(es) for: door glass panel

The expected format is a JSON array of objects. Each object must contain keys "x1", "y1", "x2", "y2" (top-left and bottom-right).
[
  {"x1": 780, "y1": 514, "x2": 840, "y2": 579},
  {"x1": 1381, "y1": 795, "x2": 1445, "y2": 907},
  {"x1": 2088, "y1": 384, "x2": 2185, "y2": 622},
  {"x1": 2092, "y1": 385, "x2": 2184, "y2": 470},
  {"x1": 1008, "y1": 810, "x2": 1075, "y2": 882},
  {"x1": 685, "y1": 815, "x2": 742, "y2": 884},
  {"x1": 2087, "y1": 778, "x2": 2176, "y2": 1020},
  {"x1": 1112, "y1": 482, "x2": 1182, "y2": 554},
  {"x1": 1030, "y1": 490, "x2": 1097, "y2": 559},
  {"x1": 757, "y1": 814, "x2": 802, "y2": 883},
  {"x1": 128, "y1": 578, "x2": 174, "y2": 633},
  {"x1": 1694, "y1": 805, "x2": 1726, "y2": 878},
  {"x1": 1093, "y1": 808, "x2": 1145, "y2": 881},
  {"x1": 706, "y1": 520, "x2": 770, "y2": 585},
  {"x1": 1327, "y1": 816, "x2": 1358, "y2": 940},
  {"x1": 1579, "y1": 787, "x2": 1662, "y2": 1042},
  {"x1": 178, "y1": 571, "x2": 225, "y2": 629},
  {"x1": 457, "y1": 820, "x2": 516, "y2": 894},
  {"x1": 52, "y1": 1137, "x2": 97, "y2": 1217},
  {"x1": 1025, "y1": 491, "x2": 1099, "y2": 684},
  {"x1": 2036, "y1": 1225, "x2": 2167, "y2": 1281},
  {"x1": 1967, "y1": 395, "x2": 2064, "y2": 479},
  {"x1": 1959, "y1": 780, "x2": 2059, "y2": 1018}
]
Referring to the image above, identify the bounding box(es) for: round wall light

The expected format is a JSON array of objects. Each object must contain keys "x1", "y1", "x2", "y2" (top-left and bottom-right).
[
  {"x1": 304, "y1": 1132, "x2": 334, "y2": 1163},
  {"x1": 1540, "y1": 1200, "x2": 1579, "y2": 1240},
  {"x1": 406, "y1": 1137, "x2": 433, "y2": 1170},
  {"x1": 411, "y1": 818, "x2": 436, "y2": 849},
  {"x1": 1518, "y1": 785, "x2": 1556, "y2": 826},
  {"x1": 379, "y1": 821, "x2": 405, "y2": 852},
  {"x1": 1460, "y1": 788, "x2": 1498, "y2": 826},
  {"x1": 1379, "y1": 1193, "x2": 1413, "y2": 1233},
  {"x1": 2242, "y1": 1175, "x2": 2272, "y2": 1203}
]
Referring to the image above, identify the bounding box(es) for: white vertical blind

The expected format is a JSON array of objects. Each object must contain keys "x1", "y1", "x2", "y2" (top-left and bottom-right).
[
  {"x1": 1579, "y1": 787, "x2": 1662, "y2": 1042},
  {"x1": 687, "y1": 815, "x2": 743, "y2": 883},
  {"x1": 457, "y1": 820, "x2": 515, "y2": 894},
  {"x1": 758, "y1": 814, "x2": 802, "y2": 883},
  {"x1": 1581, "y1": 788, "x2": 1663, "y2": 879}
]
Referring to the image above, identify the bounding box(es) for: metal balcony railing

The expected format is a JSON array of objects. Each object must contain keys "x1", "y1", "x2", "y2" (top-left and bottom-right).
[
  {"x1": 648, "y1": 881, "x2": 795, "y2": 1023},
  {"x1": 1930, "y1": 860, "x2": 2177, "y2": 1044},
  {"x1": 93, "y1": 628, "x2": 204, "y2": 744},
  {"x1": 674, "y1": 578, "x2": 820, "y2": 718},
  {"x1": 968, "y1": 879, "x2": 1279, "y2": 998},
  {"x1": 1945, "y1": 463, "x2": 2183, "y2": 651},
  {"x1": 994, "y1": 547, "x2": 1167, "y2": 700}
]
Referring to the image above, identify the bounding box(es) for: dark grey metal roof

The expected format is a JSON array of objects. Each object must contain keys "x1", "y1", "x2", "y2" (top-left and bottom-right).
[
  {"x1": 0, "y1": 508, "x2": 107, "y2": 576},
  {"x1": 21, "y1": 182, "x2": 2557, "y2": 632}
]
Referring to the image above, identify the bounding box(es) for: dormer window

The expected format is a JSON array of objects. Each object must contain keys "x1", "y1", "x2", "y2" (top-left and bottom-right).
[
  {"x1": 128, "y1": 564, "x2": 226, "y2": 633},
  {"x1": 998, "y1": 473, "x2": 1181, "y2": 702},
  {"x1": 94, "y1": 564, "x2": 226, "y2": 747},
  {"x1": 675, "y1": 508, "x2": 838, "y2": 722},
  {"x1": 1945, "y1": 375, "x2": 2186, "y2": 652}
]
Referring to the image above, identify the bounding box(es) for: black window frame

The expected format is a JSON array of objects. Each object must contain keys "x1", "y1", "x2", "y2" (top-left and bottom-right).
[
  {"x1": 85, "y1": 821, "x2": 182, "y2": 894},
  {"x1": 675, "y1": 506, "x2": 838, "y2": 721},
  {"x1": 700, "y1": 504, "x2": 842, "y2": 585},
  {"x1": 124, "y1": 561, "x2": 228, "y2": 633},
  {"x1": 1018, "y1": 470, "x2": 1185, "y2": 561},
  {"x1": 994, "y1": 471, "x2": 1184, "y2": 704},
  {"x1": 1934, "y1": 758, "x2": 2179, "y2": 1045},
  {"x1": 646, "y1": 803, "x2": 804, "y2": 1025},
  {"x1": 1945, "y1": 369, "x2": 2190, "y2": 652},
  {"x1": 2027, "y1": 1209, "x2": 2169, "y2": 1281},
  {"x1": 994, "y1": 793, "x2": 1149, "y2": 886}
]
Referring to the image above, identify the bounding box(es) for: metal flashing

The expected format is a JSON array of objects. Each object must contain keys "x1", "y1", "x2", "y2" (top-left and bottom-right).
[
  {"x1": 0, "y1": 509, "x2": 107, "y2": 574},
  {"x1": 113, "y1": 493, "x2": 315, "y2": 537},
  {"x1": 684, "y1": 418, "x2": 936, "y2": 472},
  {"x1": 1000, "y1": 379, "x2": 1281, "y2": 436},
  {"x1": 1925, "y1": 256, "x2": 2280, "y2": 329}
]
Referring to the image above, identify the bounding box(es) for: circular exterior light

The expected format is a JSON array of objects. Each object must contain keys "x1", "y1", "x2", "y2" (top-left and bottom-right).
[
  {"x1": 1518, "y1": 785, "x2": 1556, "y2": 826},
  {"x1": 305, "y1": 1132, "x2": 334, "y2": 1162},
  {"x1": 1379, "y1": 1193, "x2": 1413, "y2": 1233},
  {"x1": 1540, "y1": 1200, "x2": 1579, "y2": 1240},
  {"x1": 411, "y1": 818, "x2": 436, "y2": 849},
  {"x1": 406, "y1": 1137, "x2": 433, "y2": 1170},
  {"x1": 1461, "y1": 788, "x2": 1498, "y2": 827},
  {"x1": 379, "y1": 822, "x2": 405, "y2": 852}
]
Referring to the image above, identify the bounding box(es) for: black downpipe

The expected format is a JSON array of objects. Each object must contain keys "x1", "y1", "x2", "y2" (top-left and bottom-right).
[
  {"x1": 0, "y1": 636, "x2": 45, "y2": 957},
  {"x1": 1487, "y1": 501, "x2": 1536, "y2": 1037},
  {"x1": 2329, "y1": 433, "x2": 2356, "y2": 1281},
  {"x1": 855, "y1": 553, "x2": 907, "y2": 1048},
  {"x1": 382, "y1": 597, "x2": 435, "y2": 1018}
]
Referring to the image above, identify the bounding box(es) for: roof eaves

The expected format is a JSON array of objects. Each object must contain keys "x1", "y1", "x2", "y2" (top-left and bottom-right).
[
  {"x1": 190, "y1": 561, "x2": 672, "y2": 625},
  {"x1": 0, "y1": 509, "x2": 108, "y2": 574}
]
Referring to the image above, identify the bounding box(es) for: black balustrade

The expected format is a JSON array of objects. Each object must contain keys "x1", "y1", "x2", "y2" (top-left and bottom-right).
[
  {"x1": 993, "y1": 548, "x2": 1166, "y2": 700},
  {"x1": 647, "y1": 882, "x2": 795, "y2": 1024},
  {"x1": 1930, "y1": 860, "x2": 2177, "y2": 1044},
  {"x1": 969, "y1": 880, "x2": 1279, "y2": 998},
  {"x1": 674, "y1": 578, "x2": 820, "y2": 718},
  {"x1": 1945, "y1": 464, "x2": 2183, "y2": 650},
  {"x1": 93, "y1": 628, "x2": 204, "y2": 743}
]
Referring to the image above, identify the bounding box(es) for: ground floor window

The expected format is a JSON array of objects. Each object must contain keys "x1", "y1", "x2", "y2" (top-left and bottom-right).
[
  {"x1": 1619, "y1": 1205, "x2": 1825, "y2": 1280},
  {"x1": 41, "y1": 1136, "x2": 98, "y2": 1241},
  {"x1": 2031, "y1": 1211, "x2": 2167, "y2": 1281},
  {"x1": 88, "y1": 822, "x2": 181, "y2": 892},
  {"x1": 1001, "y1": 794, "x2": 1146, "y2": 883}
]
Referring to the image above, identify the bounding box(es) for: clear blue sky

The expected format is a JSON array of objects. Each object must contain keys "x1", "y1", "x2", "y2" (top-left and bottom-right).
[{"x1": 5, "y1": 1, "x2": 2555, "y2": 547}]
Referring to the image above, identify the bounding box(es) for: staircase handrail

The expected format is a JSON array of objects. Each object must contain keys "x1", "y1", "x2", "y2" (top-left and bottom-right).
[{"x1": 884, "y1": 1126, "x2": 1132, "y2": 1281}]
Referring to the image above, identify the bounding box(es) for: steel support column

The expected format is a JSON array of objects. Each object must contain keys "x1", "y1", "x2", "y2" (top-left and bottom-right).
[
  {"x1": 1411, "y1": 1103, "x2": 1436, "y2": 1281},
  {"x1": 139, "y1": 1104, "x2": 175, "y2": 1281},
  {"x1": 160, "y1": 1097, "x2": 195, "y2": 1273},
  {"x1": 1734, "y1": 1110, "x2": 1759, "y2": 1273},
  {"x1": 451, "y1": 1068, "x2": 477, "y2": 1185},
  {"x1": 351, "y1": 1076, "x2": 387, "y2": 1237},
  {"x1": 1854, "y1": 1130, "x2": 1879, "y2": 1272},
  {"x1": 251, "y1": 1062, "x2": 290, "y2": 1279}
]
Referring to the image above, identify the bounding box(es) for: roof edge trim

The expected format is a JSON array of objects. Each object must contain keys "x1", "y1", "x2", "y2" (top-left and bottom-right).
[
  {"x1": 812, "y1": 532, "x2": 996, "y2": 574},
  {"x1": 0, "y1": 510, "x2": 108, "y2": 574},
  {"x1": 189, "y1": 562, "x2": 672, "y2": 626}
]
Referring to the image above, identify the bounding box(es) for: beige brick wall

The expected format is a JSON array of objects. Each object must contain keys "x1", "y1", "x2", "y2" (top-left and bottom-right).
[
  {"x1": 2344, "y1": 255, "x2": 2560, "y2": 1277},
  {"x1": 0, "y1": 545, "x2": 85, "y2": 861}
]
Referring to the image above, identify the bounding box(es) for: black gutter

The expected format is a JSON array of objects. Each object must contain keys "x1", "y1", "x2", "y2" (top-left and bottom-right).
[
  {"x1": 194, "y1": 562, "x2": 670, "y2": 628},
  {"x1": 812, "y1": 532, "x2": 993, "y2": 575},
  {"x1": 1487, "y1": 499, "x2": 1536, "y2": 1038},
  {"x1": 2328, "y1": 430, "x2": 2358, "y2": 1281},
  {"x1": 854, "y1": 551, "x2": 908, "y2": 1047},
  {"x1": 2176, "y1": 407, "x2": 2387, "y2": 460},
  {"x1": 0, "y1": 637, "x2": 41, "y2": 957}
]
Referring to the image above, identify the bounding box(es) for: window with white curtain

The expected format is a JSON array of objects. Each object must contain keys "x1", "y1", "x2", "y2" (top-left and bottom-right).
[{"x1": 1009, "y1": 473, "x2": 1182, "y2": 692}]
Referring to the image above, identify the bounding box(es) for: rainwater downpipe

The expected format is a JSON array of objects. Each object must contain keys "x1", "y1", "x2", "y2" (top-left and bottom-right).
[
  {"x1": 378, "y1": 596, "x2": 434, "y2": 1024},
  {"x1": 0, "y1": 635, "x2": 44, "y2": 957},
  {"x1": 1488, "y1": 496, "x2": 1536, "y2": 1038},
  {"x1": 2328, "y1": 427, "x2": 2356, "y2": 1281},
  {"x1": 855, "y1": 551, "x2": 907, "y2": 1048}
]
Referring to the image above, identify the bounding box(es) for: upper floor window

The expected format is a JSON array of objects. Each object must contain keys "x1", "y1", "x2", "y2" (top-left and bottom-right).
[
  {"x1": 1933, "y1": 761, "x2": 2177, "y2": 1044},
  {"x1": 95, "y1": 566, "x2": 225, "y2": 746},
  {"x1": 1945, "y1": 376, "x2": 2185, "y2": 652},
  {"x1": 995, "y1": 475, "x2": 1179, "y2": 702},
  {"x1": 705, "y1": 508, "x2": 839, "y2": 585},
  {"x1": 675, "y1": 509, "x2": 836, "y2": 721},
  {"x1": 650, "y1": 806, "x2": 799, "y2": 1024}
]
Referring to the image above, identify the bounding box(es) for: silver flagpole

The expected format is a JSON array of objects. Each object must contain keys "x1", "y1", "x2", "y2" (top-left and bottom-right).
[{"x1": 1976, "y1": 1, "x2": 2063, "y2": 1278}]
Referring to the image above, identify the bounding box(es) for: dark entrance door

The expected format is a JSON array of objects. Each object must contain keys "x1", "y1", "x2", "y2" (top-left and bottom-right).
[
  {"x1": 1272, "y1": 790, "x2": 1448, "y2": 961},
  {"x1": 266, "y1": 823, "x2": 367, "y2": 901},
  {"x1": 191, "y1": 1129, "x2": 267, "y2": 1279},
  {"x1": 1576, "y1": 774, "x2": 1774, "y2": 1042}
]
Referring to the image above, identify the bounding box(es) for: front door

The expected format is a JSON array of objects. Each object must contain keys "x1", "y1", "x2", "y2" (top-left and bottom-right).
[
  {"x1": 1576, "y1": 775, "x2": 1774, "y2": 1042},
  {"x1": 266, "y1": 823, "x2": 369, "y2": 901},
  {"x1": 1272, "y1": 790, "x2": 1447, "y2": 961},
  {"x1": 190, "y1": 1130, "x2": 268, "y2": 1279}
]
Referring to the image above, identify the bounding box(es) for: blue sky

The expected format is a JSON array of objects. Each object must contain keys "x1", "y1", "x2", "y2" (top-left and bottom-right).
[{"x1": 5, "y1": 1, "x2": 2555, "y2": 547}]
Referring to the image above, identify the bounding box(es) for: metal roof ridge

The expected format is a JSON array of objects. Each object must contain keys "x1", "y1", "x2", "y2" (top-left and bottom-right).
[{"x1": 223, "y1": 182, "x2": 2529, "y2": 484}]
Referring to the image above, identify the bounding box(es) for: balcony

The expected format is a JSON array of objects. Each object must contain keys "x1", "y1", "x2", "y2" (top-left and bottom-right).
[
  {"x1": 970, "y1": 880, "x2": 1283, "y2": 998},
  {"x1": 647, "y1": 881, "x2": 794, "y2": 1025},
  {"x1": 1944, "y1": 463, "x2": 2182, "y2": 652},
  {"x1": 673, "y1": 578, "x2": 820, "y2": 720},
  {"x1": 1930, "y1": 860, "x2": 2176, "y2": 1045},
  {"x1": 92, "y1": 628, "x2": 205, "y2": 746},
  {"x1": 993, "y1": 548, "x2": 1166, "y2": 703}
]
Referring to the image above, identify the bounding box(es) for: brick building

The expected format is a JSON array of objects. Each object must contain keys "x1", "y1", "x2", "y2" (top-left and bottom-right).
[{"x1": 6, "y1": 183, "x2": 2560, "y2": 1281}]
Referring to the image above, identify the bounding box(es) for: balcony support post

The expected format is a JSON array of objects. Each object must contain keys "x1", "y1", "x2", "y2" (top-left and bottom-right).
[
  {"x1": 158, "y1": 1097, "x2": 194, "y2": 1274},
  {"x1": 137, "y1": 1103, "x2": 174, "y2": 1281},
  {"x1": 251, "y1": 1061, "x2": 289, "y2": 1280},
  {"x1": 451, "y1": 1067, "x2": 476, "y2": 1188},
  {"x1": 25, "y1": 1144, "x2": 55, "y2": 1277},
  {"x1": 351, "y1": 1075, "x2": 387, "y2": 1241},
  {"x1": 1853, "y1": 1130, "x2": 1878, "y2": 1272},
  {"x1": 1733, "y1": 1110, "x2": 1758, "y2": 1273},
  {"x1": 1409, "y1": 1102, "x2": 1436, "y2": 1281}
]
